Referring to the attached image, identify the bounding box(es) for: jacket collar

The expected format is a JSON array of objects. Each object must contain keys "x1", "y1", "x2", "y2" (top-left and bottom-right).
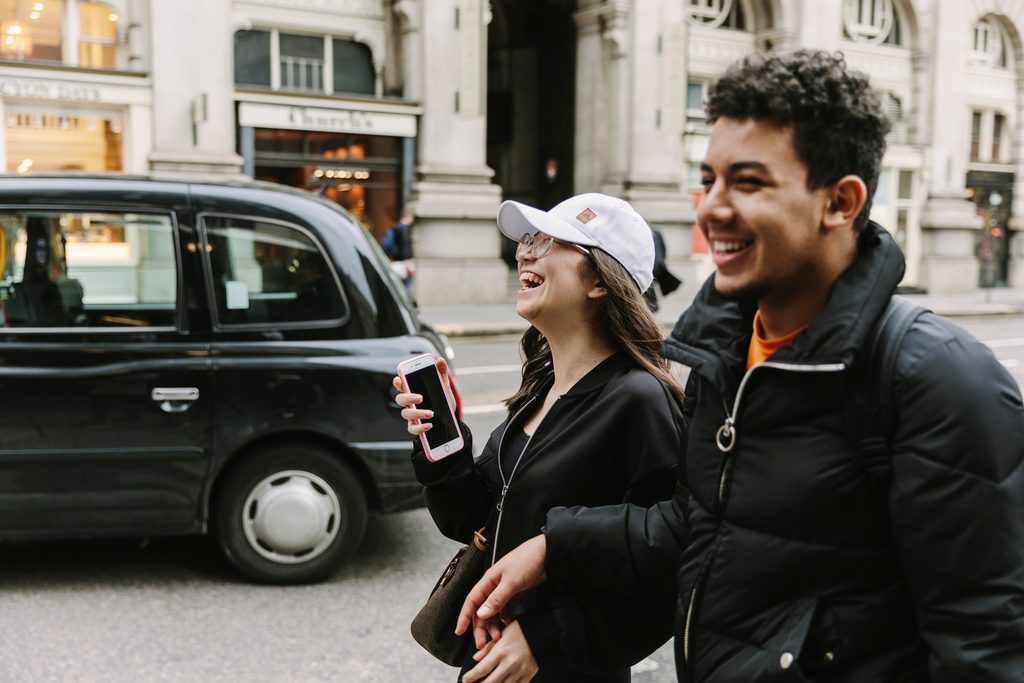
[
  {"x1": 520, "y1": 352, "x2": 634, "y2": 405},
  {"x1": 663, "y1": 222, "x2": 906, "y2": 391}
]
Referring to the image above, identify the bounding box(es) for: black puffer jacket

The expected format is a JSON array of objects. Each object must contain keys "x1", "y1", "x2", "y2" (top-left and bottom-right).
[
  {"x1": 545, "y1": 224, "x2": 1024, "y2": 682},
  {"x1": 412, "y1": 354, "x2": 684, "y2": 681}
]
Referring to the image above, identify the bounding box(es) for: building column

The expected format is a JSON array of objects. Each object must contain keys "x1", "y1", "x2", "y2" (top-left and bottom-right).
[
  {"x1": 572, "y1": 4, "x2": 606, "y2": 193},
  {"x1": 147, "y1": 0, "x2": 242, "y2": 175},
  {"x1": 598, "y1": 2, "x2": 631, "y2": 195},
  {"x1": 620, "y1": 1, "x2": 691, "y2": 283},
  {"x1": 408, "y1": 0, "x2": 504, "y2": 305},
  {"x1": 918, "y1": 1, "x2": 982, "y2": 294}
]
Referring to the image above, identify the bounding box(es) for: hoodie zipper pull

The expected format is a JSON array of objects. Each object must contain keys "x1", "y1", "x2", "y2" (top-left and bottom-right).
[{"x1": 496, "y1": 485, "x2": 508, "y2": 511}]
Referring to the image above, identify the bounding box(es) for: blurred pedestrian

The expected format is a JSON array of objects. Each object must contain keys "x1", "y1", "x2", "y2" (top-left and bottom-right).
[
  {"x1": 457, "y1": 50, "x2": 1024, "y2": 683},
  {"x1": 393, "y1": 193, "x2": 686, "y2": 682},
  {"x1": 642, "y1": 228, "x2": 682, "y2": 312},
  {"x1": 382, "y1": 212, "x2": 415, "y2": 294}
]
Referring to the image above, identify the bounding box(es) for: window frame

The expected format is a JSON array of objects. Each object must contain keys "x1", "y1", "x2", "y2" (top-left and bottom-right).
[
  {"x1": 233, "y1": 27, "x2": 377, "y2": 97},
  {"x1": 0, "y1": 204, "x2": 183, "y2": 334},
  {"x1": 77, "y1": 0, "x2": 119, "y2": 69},
  {"x1": 197, "y1": 211, "x2": 351, "y2": 333}
]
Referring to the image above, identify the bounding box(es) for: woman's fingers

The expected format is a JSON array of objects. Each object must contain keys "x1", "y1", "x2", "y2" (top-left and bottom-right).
[{"x1": 400, "y1": 407, "x2": 433, "y2": 422}]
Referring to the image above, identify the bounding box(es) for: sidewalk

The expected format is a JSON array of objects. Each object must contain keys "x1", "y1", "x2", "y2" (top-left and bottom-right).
[{"x1": 420, "y1": 286, "x2": 1024, "y2": 338}]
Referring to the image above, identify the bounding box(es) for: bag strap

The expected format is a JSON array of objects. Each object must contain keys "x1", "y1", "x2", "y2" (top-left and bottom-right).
[{"x1": 851, "y1": 296, "x2": 927, "y2": 481}]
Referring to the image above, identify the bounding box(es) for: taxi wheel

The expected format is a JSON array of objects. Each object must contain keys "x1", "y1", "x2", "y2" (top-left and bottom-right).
[{"x1": 215, "y1": 444, "x2": 368, "y2": 584}]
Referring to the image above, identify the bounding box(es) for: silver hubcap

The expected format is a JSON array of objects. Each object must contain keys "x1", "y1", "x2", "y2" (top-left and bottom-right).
[{"x1": 242, "y1": 470, "x2": 341, "y2": 564}]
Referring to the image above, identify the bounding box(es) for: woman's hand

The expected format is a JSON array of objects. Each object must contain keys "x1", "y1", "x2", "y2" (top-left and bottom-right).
[
  {"x1": 461, "y1": 620, "x2": 538, "y2": 683},
  {"x1": 392, "y1": 357, "x2": 455, "y2": 437}
]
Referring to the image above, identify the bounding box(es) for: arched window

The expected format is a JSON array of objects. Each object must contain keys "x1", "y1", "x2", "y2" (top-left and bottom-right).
[
  {"x1": 78, "y1": 1, "x2": 118, "y2": 68},
  {"x1": 972, "y1": 17, "x2": 1011, "y2": 69},
  {"x1": 842, "y1": 0, "x2": 904, "y2": 47},
  {"x1": 687, "y1": 0, "x2": 747, "y2": 31}
]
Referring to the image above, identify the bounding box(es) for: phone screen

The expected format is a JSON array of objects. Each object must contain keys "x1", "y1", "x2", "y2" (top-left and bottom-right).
[{"x1": 404, "y1": 365, "x2": 460, "y2": 450}]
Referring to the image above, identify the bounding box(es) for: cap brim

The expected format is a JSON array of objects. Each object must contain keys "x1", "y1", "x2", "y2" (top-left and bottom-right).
[{"x1": 497, "y1": 200, "x2": 600, "y2": 248}]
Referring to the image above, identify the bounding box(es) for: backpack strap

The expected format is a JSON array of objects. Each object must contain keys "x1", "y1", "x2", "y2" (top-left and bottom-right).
[{"x1": 851, "y1": 296, "x2": 927, "y2": 481}]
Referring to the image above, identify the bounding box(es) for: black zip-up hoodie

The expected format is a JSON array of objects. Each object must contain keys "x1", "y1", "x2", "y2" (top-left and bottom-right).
[
  {"x1": 542, "y1": 224, "x2": 1024, "y2": 682},
  {"x1": 411, "y1": 353, "x2": 684, "y2": 681}
]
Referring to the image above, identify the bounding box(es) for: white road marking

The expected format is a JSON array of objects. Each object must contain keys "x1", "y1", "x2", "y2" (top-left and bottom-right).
[
  {"x1": 1000, "y1": 359, "x2": 1020, "y2": 368},
  {"x1": 985, "y1": 337, "x2": 1024, "y2": 349},
  {"x1": 454, "y1": 364, "x2": 522, "y2": 376},
  {"x1": 462, "y1": 403, "x2": 507, "y2": 415}
]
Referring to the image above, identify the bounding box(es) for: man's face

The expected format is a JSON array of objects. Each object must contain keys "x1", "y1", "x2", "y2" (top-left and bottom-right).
[{"x1": 698, "y1": 117, "x2": 832, "y2": 304}]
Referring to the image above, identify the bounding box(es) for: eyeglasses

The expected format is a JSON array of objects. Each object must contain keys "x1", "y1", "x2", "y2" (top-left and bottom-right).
[{"x1": 516, "y1": 232, "x2": 591, "y2": 259}]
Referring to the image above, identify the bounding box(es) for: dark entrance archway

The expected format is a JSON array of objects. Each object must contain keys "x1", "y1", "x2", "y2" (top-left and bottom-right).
[{"x1": 487, "y1": 0, "x2": 576, "y2": 266}]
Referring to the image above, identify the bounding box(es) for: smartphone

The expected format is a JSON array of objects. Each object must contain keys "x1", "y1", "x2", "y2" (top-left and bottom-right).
[{"x1": 397, "y1": 353, "x2": 465, "y2": 461}]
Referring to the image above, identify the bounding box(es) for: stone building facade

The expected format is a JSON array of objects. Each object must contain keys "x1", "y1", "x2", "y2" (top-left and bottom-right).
[{"x1": 0, "y1": 0, "x2": 1020, "y2": 304}]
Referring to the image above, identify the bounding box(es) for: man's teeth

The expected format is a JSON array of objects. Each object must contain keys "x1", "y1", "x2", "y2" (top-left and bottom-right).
[
  {"x1": 713, "y1": 240, "x2": 752, "y2": 254},
  {"x1": 519, "y1": 272, "x2": 545, "y2": 289}
]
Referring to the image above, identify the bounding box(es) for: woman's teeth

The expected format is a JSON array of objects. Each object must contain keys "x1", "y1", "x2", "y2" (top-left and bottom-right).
[{"x1": 519, "y1": 272, "x2": 544, "y2": 290}]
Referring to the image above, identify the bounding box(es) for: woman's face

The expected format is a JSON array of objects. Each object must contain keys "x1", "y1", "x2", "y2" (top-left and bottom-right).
[{"x1": 514, "y1": 235, "x2": 601, "y2": 330}]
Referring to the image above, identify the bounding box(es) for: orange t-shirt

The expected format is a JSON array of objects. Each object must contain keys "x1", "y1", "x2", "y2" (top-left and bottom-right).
[{"x1": 746, "y1": 310, "x2": 806, "y2": 369}]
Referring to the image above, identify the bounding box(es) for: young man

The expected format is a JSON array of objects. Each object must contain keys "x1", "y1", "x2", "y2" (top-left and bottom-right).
[{"x1": 457, "y1": 51, "x2": 1024, "y2": 683}]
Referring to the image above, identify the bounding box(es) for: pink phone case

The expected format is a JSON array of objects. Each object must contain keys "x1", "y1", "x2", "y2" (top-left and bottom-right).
[{"x1": 397, "y1": 354, "x2": 463, "y2": 461}]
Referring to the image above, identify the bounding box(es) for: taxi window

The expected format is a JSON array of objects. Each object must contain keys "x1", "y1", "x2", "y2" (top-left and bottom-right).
[
  {"x1": 202, "y1": 215, "x2": 348, "y2": 328},
  {"x1": 0, "y1": 210, "x2": 178, "y2": 329}
]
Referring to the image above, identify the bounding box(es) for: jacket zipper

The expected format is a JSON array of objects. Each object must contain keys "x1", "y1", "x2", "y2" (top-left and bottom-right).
[
  {"x1": 491, "y1": 395, "x2": 550, "y2": 566},
  {"x1": 682, "y1": 359, "x2": 846, "y2": 670}
]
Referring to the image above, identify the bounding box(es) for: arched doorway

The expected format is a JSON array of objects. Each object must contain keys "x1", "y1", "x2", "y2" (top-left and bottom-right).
[{"x1": 487, "y1": 0, "x2": 576, "y2": 267}]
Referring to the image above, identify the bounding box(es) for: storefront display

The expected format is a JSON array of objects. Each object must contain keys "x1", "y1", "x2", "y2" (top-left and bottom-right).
[
  {"x1": 238, "y1": 100, "x2": 417, "y2": 242},
  {"x1": 5, "y1": 105, "x2": 123, "y2": 172}
]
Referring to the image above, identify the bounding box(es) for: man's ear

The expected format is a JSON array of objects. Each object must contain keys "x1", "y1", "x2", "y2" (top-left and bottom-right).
[{"x1": 823, "y1": 175, "x2": 868, "y2": 230}]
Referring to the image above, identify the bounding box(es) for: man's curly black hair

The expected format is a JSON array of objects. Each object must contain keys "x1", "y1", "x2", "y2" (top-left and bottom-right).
[{"x1": 706, "y1": 50, "x2": 890, "y2": 233}]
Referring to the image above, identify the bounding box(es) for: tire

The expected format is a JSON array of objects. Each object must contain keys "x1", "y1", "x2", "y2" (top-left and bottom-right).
[{"x1": 215, "y1": 443, "x2": 368, "y2": 584}]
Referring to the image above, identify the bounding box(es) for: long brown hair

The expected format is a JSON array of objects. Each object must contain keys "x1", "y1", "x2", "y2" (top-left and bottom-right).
[{"x1": 505, "y1": 247, "x2": 685, "y2": 412}]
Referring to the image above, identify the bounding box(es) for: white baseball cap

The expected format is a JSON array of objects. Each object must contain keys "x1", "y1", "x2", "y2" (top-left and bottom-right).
[{"x1": 497, "y1": 193, "x2": 655, "y2": 292}]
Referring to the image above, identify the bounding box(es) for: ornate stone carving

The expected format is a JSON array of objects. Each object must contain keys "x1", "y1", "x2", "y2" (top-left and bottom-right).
[{"x1": 392, "y1": 0, "x2": 419, "y2": 31}]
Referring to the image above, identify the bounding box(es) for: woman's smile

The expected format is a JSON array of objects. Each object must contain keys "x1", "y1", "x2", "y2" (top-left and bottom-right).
[{"x1": 518, "y1": 269, "x2": 545, "y2": 293}]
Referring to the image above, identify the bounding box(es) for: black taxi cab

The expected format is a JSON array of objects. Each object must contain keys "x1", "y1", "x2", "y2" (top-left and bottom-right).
[{"x1": 0, "y1": 175, "x2": 445, "y2": 583}]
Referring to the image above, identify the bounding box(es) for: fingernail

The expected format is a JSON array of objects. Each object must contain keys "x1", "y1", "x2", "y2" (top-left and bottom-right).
[{"x1": 478, "y1": 606, "x2": 492, "y2": 618}]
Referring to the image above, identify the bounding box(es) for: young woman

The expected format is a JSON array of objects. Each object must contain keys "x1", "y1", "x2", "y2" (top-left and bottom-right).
[{"x1": 394, "y1": 193, "x2": 686, "y2": 683}]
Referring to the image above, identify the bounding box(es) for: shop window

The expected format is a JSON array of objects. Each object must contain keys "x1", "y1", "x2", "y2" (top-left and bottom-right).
[
  {"x1": 252, "y1": 130, "x2": 401, "y2": 235},
  {"x1": 279, "y1": 32, "x2": 324, "y2": 93},
  {"x1": 971, "y1": 111, "x2": 982, "y2": 161},
  {"x1": 234, "y1": 29, "x2": 271, "y2": 87},
  {"x1": 842, "y1": 0, "x2": 904, "y2": 47},
  {"x1": 992, "y1": 113, "x2": 1006, "y2": 160},
  {"x1": 332, "y1": 38, "x2": 374, "y2": 96},
  {"x1": 5, "y1": 107, "x2": 123, "y2": 172},
  {"x1": 871, "y1": 168, "x2": 916, "y2": 257},
  {"x1": 78, "y1": 1, "x2": 117, "y2": 68},
  {"x1": 687, "y1": 80, "x2": 707, "y2": 120},
  {"x1": 0, "y1": 210, "x2": 177, "y2": 328},
  {"x1": 0, "y1": 0, "x2": 63, "y2": 63},
  {"x1": 686, "y1": 0, "x2": 747, "y2": 30},
  {"x1": 202, "y1": 216, "x2": 347, "y2": 328}
]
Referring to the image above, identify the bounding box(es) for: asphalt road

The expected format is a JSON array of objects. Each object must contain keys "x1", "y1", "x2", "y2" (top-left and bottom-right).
[{"x1": 3, "y1": 314, "x2": 1021, "y2": 683}]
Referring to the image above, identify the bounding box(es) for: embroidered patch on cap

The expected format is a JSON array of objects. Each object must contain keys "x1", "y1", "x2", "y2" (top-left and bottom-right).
[{"x1": 576, "y1": 208, "x2": 597, "y2": 224}]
